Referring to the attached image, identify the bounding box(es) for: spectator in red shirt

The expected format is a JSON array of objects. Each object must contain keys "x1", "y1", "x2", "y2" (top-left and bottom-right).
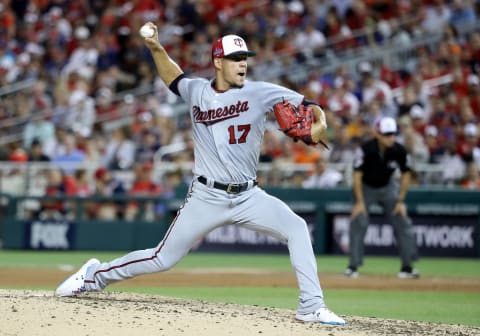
[
  {"x1": 74, "y1": 169, "x2": 92, "y2": 197},
  {"x1": 8, "y1": 141, "x2": 28, "y2": 162},
  {"x1": 450, "y1": 66, "x2": 470, "y2": 98},
  {"x1": 467, "y1": 74, "x2": 480, "y2": 117},
  {"x1": 323, "y1": 7, "x2": 355, "y2": 51},
  {"x1": 462, "y1": 161, "x2": 480, "y2": 189},
  {"x1": 39, "y1": 168, "x2": 77, "y2": 219},
  {"x1": 88, "y1": 167, "x2": 126, "y2": 220},
  {"x1": 344, "y1": 0, "x2": 370, "y2": 47},
  {"x1": 0, "y1": 2, "x2": 16, "y2": 38},
  {"x1": 129, "y1": 162, "x2": 162, "y2": 194},
  {"x1": 125, "y1": 162, "x2": 163, "y2": 221},
  {"x1": 95, "y1": 87, "x2": 119, "y2": 122},
  {"x1": 457, "y1": 123, "x2": 480, "y2": 163}
]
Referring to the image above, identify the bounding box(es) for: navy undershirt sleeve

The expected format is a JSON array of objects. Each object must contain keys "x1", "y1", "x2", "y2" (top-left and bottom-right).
[
  {"x1": 169, "y1": 74, "x2": 186, "y2": 96},
  {"x1": 302, "y1": 99, "x2": 323, "y2": 108}
]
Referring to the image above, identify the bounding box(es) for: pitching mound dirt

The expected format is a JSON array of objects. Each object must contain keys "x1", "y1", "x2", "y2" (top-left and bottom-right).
[{"x1": 1, "y1": 289, "x2": 479, "y2": 336}]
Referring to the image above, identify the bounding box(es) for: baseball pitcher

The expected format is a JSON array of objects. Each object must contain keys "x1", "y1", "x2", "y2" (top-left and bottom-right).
[{"x1": 55, "y1": 23, "x2": 345, "y2": 326}]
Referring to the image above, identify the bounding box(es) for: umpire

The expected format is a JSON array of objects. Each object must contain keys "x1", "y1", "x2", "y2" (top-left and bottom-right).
[{"x1": 345, "y1": 117, "x2": 419, "y2": 279}]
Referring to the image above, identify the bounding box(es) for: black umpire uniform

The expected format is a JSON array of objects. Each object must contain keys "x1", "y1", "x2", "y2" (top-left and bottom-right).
[{"x1": 345, "y1": 117, "x2": 419, "y2": 278}]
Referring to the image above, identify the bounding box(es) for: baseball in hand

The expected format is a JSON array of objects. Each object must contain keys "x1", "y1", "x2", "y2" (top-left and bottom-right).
[{"x1": 139, "y1": 25, "x2": 155, "y2": 38}]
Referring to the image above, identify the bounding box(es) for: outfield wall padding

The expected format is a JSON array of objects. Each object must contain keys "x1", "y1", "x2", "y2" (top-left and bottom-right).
[{"x1": 1, "y1": 188, "x2": 479, "y2": 257}]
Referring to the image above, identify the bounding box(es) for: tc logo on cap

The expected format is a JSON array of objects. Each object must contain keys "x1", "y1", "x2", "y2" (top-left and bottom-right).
[{"x1": 233, "y1": 38, "x2": 244, "y2": 48}]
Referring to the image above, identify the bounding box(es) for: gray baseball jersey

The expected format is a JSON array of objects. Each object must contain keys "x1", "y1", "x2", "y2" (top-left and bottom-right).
[
  {"x1": 84, "y1": 77, "x2": 327, "y2": 314},
  {"x1": 179, "y1": 78, "x2": 303, "y2": 182}
]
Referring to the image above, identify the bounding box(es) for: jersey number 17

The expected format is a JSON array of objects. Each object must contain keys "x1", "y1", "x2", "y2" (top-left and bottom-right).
[{"x1": 228, "y1": 124, "x2": 251, "y2": 144}]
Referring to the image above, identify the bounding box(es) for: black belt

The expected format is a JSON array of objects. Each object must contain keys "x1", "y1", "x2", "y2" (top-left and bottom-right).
[{"x1": 197, "y1": 176, "x2": 257, "y2": 194}]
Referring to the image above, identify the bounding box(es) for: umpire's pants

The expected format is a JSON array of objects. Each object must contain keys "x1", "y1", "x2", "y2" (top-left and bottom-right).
[{"x1": 349, "y1": 180, "x2": 418, "y2": 268}]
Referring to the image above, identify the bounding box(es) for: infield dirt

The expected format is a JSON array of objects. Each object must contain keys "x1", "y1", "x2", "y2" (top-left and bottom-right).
[{"x1": 1, "y1": 269, "x2": 479, "y2": 336}]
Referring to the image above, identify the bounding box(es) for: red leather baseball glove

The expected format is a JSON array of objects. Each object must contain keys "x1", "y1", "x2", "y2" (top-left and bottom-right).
[{"x1": 273, "y1": 99, "x2": 328, "y2": 148}]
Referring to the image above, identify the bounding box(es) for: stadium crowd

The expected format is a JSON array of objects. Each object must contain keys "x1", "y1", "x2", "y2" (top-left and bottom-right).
[{"x1": 1, "y1": 0, "x2": 480, "y2": 220}]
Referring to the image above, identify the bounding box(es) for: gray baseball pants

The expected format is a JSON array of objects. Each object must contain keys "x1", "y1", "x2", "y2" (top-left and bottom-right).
[
  {"x1": 349, "y1": 181, "x2": 418, "y2": 268},
  {"x1": 84, "y1": 180, "x2": 326, "y2": 314}
]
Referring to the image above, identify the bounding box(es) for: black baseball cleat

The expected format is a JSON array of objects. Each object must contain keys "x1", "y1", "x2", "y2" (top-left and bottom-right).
[
  {"x1": 344, "y1": 266, "x2": 359, "y2": 278},
  {"x1": 397, "y1": 266, "x2": 420, "y2": 279}
]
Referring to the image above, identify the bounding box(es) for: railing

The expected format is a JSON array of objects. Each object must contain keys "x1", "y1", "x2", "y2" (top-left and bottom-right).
[
  {"x1": 0, "y1": 161, "x2": 458, "y2": 201},
  {"x1": 0, "y1": 78, "x2": 36, "y2": 97},
  {"x1": 0, "y1": 193, "x2": 173, "y2": 250}
]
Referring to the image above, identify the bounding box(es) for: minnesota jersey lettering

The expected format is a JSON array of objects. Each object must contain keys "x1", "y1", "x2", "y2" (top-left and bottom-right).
[{"x1": 193, "y1": 100, "x2": 249, "y2": 125}]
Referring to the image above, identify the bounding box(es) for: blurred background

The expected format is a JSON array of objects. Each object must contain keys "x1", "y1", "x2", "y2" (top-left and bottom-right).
[{"x1": 0, "y1": 0, "x2": 479, "y2": 255}]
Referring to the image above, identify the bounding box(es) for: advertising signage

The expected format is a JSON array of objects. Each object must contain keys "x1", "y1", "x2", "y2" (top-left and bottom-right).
[{"x1": 328, "y1": 203, "x2": 479, "y2": 257}]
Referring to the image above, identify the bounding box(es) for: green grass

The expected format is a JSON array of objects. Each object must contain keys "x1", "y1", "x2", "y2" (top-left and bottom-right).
[
  {"x1": 107, "y1": 286, "x2": 480, "y2": 326},
  {"x1": 1, "y1": 251, "x2": 479, "y2": 278},
  {"x1": 333, "y1": 290, "x2": 480, "y2": 326},
  {"x1": 1, "y1": 251, "x2": 480, "y2": 326}
]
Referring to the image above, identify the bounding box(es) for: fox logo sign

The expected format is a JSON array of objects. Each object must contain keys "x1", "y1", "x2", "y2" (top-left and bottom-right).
[{"x1": 30, "y1": 221, "x2": 71, "y2": 249}]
